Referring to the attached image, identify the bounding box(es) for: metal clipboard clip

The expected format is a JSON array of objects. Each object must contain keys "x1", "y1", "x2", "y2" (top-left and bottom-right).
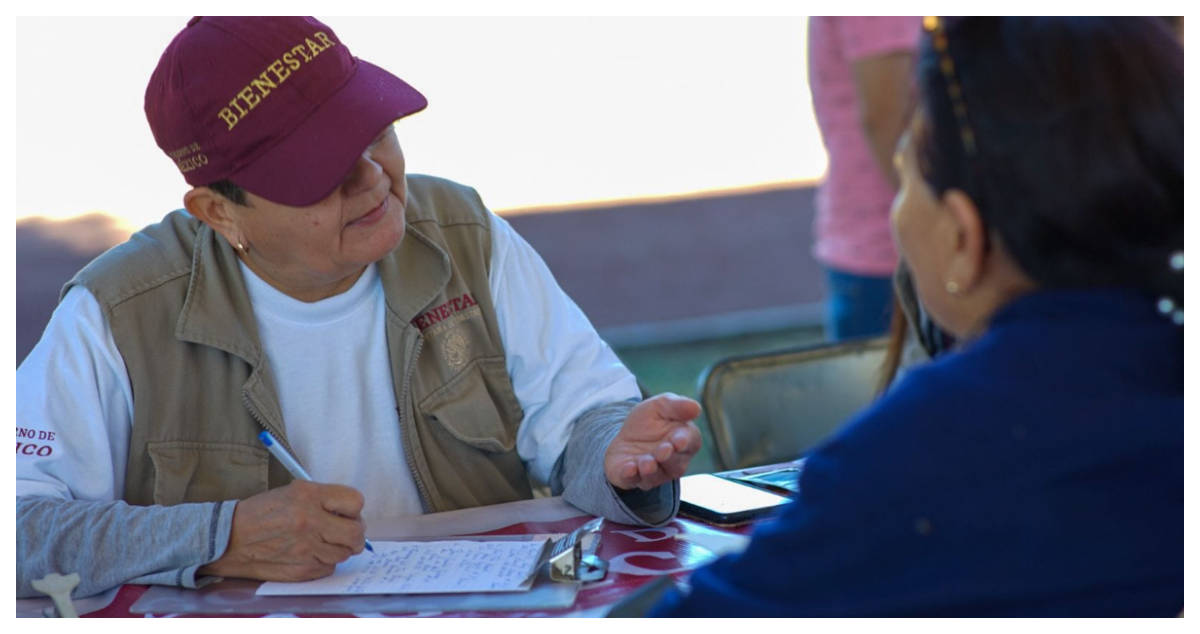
[{"x1": 545, "y1": 517, "x2": 607, "y2": 583}]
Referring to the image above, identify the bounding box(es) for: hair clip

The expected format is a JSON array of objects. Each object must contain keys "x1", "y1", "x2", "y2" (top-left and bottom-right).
[{"x1": 924, "y1": 16, "x2": 978, "y2": 157}]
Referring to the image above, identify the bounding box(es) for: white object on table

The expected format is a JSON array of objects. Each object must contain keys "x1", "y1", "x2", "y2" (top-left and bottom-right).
[{"x1": 30, "y1": 572, "x2": 81, "y2": 618}]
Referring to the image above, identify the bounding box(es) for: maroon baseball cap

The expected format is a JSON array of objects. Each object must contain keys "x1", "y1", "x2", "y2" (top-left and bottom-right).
[{"x1": 145, "y1": 16, "x2": 427, "y2": 206}]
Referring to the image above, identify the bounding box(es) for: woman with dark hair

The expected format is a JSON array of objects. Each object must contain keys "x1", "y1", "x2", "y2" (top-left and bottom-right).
[{"x1": 649, "y1": 17, "x2": 1182, "y2": 616}]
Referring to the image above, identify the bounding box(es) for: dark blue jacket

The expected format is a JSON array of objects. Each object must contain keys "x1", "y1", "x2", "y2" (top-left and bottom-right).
[{"x1": 651, "y1": 289, "x2": 1182, "y2": 616}]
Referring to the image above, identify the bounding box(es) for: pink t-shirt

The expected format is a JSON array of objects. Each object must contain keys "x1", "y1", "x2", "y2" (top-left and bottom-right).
[{"x1": 808, "y1": 16, "x2": 921, "y2": 276}]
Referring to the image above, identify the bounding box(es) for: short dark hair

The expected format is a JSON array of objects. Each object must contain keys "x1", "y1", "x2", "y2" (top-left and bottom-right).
[
  {"x1": 207, "y1": 179, "x2": 248, "y2": 206},
  {"x1": 914, "y1": 17, "x2": 1183, "y2": 307}
]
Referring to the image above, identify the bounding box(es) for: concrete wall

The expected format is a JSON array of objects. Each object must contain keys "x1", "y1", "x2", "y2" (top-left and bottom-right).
[{"x1": 505, "y1": 184, "x2": 823, "y2": 347}]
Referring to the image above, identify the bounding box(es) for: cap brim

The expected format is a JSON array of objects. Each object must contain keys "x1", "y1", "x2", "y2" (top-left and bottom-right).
[{"x1": 229, "y1": 60, "x2": 427, "y2": 207}]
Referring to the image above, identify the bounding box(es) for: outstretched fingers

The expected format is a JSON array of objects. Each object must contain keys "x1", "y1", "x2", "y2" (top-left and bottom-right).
[{"x1": 651, "y1": 393, "x2": 703, "y2": 423}]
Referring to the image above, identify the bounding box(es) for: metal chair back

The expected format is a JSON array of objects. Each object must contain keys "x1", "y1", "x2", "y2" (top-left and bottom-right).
[{"x1": 698, "y1": 336, "x2": 889, "y2": 470}]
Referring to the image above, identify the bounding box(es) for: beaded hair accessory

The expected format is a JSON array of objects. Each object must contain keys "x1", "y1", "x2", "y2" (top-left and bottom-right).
[
  {"x1": 923, "y1": 16, "x2": 977, "y2": 157},
  {"x1": 923, "y1": 16, "x2": 990, "y2": 239},
  {"x1": 925, "y1": 17, "x2": 1180, "y2": 327}
]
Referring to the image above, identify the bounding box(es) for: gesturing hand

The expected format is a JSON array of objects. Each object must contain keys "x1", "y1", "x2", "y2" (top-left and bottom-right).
[
  {"x1": 604, "y1": 393, "x2": 703, "y2": 491},
  {"x1": 198, "y1": 480, "x2": 367, "y2": 582}
]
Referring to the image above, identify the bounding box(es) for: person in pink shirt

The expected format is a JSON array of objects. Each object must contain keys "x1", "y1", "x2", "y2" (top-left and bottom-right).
[{"x1": 808, "y1": 16, "x2": 921, "y2": 340}]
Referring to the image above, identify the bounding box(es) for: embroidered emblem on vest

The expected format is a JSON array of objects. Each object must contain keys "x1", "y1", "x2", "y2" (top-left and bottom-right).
[
  {"x1": 412, "y1": 293, "x2": 481, "y2": 370},
  {"x1": 442, "y1": 329, "x2": 470, "y2": 371}
]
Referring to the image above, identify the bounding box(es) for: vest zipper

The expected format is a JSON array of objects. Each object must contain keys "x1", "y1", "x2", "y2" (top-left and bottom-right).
[
  {"x1": 400, "y1": 335, "x2": 433, "y2": 513},
  {"x1": 241, "y1": 391, "x2": 304, "y2": 482}
]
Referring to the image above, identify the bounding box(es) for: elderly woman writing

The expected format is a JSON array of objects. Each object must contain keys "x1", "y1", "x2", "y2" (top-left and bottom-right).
[
  {"x1": 16, "y1": 16, "x2": 702, "y2": 599},
  {"x1": 651, "y1": 17, "x2": 1182, "y2": 616}
]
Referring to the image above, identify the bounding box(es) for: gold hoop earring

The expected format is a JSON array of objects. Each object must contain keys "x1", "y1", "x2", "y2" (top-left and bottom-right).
[{"x1": 945, "y1": 280, "x2": 960, "y2": 295}]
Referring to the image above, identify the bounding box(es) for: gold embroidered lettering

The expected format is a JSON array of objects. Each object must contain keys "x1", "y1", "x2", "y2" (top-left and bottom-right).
[
  {"x1": 238, "y1": 86, "x2": 260, "y2": 110},
  {"x1": 167, "y1": 142, "x2": 208, "y2": 173},
  {"x1": 267, "y1": 59, "x2": 290, "y2": 83},
  {"x1": 291, "y1": 44, "x2": 313, "y2": 62},
  {"x1": 166, "y1": 142, "x2": 203, "y2": 160},
  {"x1": 250, "y1": 72, "x2": 278, "y2": 97},
  {"x1": 217, "y1": 108, "x2": 239, "y2": 130},
  {"x1": 176, "y1": 153, "x2": 209, "y2": 173},
  {"x1": 305, "y1": 37, "x2": 324, "y2": 58},
  {"x1": 217, "y1": 32, "x2": 332, "y2": 132}
]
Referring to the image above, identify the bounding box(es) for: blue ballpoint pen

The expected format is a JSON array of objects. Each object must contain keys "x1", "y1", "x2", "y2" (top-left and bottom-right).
[{"x1": 258, "y1": 430, "x2": 375, "y2": 553}]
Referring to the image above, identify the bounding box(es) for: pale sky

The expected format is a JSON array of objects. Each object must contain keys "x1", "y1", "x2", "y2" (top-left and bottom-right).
[{"x1": 15, "y1": 15, "x2": 826, "y2": 232}]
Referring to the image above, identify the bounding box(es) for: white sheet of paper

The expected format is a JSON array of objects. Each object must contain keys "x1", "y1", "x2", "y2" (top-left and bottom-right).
[{"x1": 256, "y1": 539, "x2": 550, "y2": 596}]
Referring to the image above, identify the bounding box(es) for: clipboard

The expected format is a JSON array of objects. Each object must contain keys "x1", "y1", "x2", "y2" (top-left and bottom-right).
[
  {"x1": 544, "y1": 517, "x2": 607, "y2": 582},
  {"x1": 130, "y1": 521, "x2": 610, "y2": 615},
  {"x1": 130, "y1": 576, "x2": 580, "y2": 615}
]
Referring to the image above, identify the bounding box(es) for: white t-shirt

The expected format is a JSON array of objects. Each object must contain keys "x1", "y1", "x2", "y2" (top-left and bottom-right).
[{"x1": 15, "y1": 212, "x2": 640, "y2": 519}]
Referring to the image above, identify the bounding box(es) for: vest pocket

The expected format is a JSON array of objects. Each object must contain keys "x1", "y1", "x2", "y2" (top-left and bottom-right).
[
  {"x1": 417, "y1": 355, "x2": 523, "y2": 453},
  {"x1": 147, "y1": 441, "x2": 269, "y2": 505}
]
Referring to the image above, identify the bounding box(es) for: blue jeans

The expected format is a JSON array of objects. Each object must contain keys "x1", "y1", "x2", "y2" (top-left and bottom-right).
[{"x1": 823, "y1": 267, "x2": 894, "y2": 341}]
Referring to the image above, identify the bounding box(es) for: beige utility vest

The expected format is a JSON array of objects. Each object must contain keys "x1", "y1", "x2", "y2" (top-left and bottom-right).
[{"x1": 65, "y1": 175, "x2": 530, "y2": 512}]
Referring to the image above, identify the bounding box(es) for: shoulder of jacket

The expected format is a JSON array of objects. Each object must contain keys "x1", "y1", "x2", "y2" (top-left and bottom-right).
[
  {"x1": 405, "y1": 174, "x2": 493, "y2": 230},
  {"x1": 65, "y1": 210, "x2": 200, "y2": 308}
]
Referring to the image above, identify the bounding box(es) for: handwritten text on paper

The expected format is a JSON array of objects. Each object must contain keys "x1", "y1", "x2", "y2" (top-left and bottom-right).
[{"x1": 257, "y1": 539, "x2": 549, "y2": 596}]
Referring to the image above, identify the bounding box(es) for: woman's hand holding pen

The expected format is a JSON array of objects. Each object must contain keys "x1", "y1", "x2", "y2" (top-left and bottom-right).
[{"x1": 197, "y1": 480, "x2": 368, "y2": 582}]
